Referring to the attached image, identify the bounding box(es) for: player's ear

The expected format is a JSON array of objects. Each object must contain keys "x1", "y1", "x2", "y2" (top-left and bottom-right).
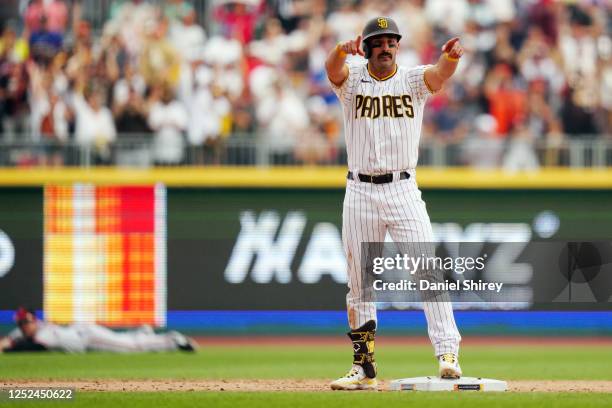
[{"x1": 363, "y1": 41, "x2": 370, "y2": 59}]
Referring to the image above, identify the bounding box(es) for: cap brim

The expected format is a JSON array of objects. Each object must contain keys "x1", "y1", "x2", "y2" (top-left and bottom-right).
[{"x1": 363, "y1": 31, "x2": 402, "y2": 42}]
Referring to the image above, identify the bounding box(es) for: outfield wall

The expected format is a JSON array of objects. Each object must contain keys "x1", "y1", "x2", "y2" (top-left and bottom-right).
[{"x1": 0, "y1": 167, "x2": 611, "y2": 335}]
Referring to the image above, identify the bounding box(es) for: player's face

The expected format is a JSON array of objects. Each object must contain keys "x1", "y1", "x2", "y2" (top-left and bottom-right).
[
  {"x1": 18, "y1": 316, "x2": 38, "y2": 338},
  {"x1": 369, "y1": 35, "x2": 399, "y2": 70}
]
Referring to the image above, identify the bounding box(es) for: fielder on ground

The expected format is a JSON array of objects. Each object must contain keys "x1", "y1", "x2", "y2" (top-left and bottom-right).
[{"x1": 0, "y1": 307, "x2": 197, "y2": 353}]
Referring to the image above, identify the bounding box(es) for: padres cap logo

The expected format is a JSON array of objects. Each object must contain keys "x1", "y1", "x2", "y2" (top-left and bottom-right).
[{"x1": 377, "y1": 18, "x2": 388, "y2": 28}]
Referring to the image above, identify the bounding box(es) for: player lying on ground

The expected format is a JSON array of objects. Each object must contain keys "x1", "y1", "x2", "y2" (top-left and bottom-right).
[
  {"x1": 0, "y1": 307, "x2": 197, "y2": 353},
  {"x1": 325, "y1": 16, "x2": 464, "y2": 390}
]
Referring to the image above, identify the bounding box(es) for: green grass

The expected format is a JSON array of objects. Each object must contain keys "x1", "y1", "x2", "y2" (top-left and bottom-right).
[
  {"x1": 1, "y1": 345, "x2": 611, "y2": 381},
  {"x1": 2, "y1": 344, "x2": 611, "y2": 407},
  {"x1": 3, "y1": 392, "x2": 612, "y2": 408}
]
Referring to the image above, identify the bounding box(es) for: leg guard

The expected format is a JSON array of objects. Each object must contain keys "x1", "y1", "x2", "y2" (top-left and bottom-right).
[{"x1": 348, "y1": 320, "x2": 377, "y2": 378}]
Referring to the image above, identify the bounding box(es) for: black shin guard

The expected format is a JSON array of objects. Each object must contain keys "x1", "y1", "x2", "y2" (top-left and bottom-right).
[{"x1": 347, "y1": 320, "x2": 377, "y2": 378}]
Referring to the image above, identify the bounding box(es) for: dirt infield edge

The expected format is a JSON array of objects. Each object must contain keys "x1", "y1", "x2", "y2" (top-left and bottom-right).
[{"x1": 2, "y1": 379, "x2": 611, "y2": 393}]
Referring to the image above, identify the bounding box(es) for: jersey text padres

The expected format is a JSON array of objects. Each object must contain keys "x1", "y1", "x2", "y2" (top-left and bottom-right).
[{"x1": 330, "y1": 63, "x2": 433, "y2": 173}]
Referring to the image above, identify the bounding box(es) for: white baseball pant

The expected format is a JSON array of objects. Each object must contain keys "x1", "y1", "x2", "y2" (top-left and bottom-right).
[
  {"x1": 72, "y1": 324, "x2": 178, "y2": 353},
  {"x1": 342, "y1": 169, "x2": 461, "y2": 356}
]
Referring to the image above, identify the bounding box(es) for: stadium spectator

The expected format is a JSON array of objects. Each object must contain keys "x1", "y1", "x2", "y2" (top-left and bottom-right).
[
  {"x1": 524, "y1": 82, "x2": 559, "y2": 141},
  {"x1": 424, "y1": 0, "x2": 470, "y2": 34},
  {"x1": 213, "y1": 0, "x2": 262, "y2": 44},
  {"x1": 186, "y1": 70, "x2": 216, "y2": 162},
  {"x1": 44, "y1": 0, "x2": 69, "y2": 34},
  {"x1": 169, "y1": 8, "x2": 207, "y2": 64},
  {"x1": 201, "y1": 33, "x2": 243, "y2": 71},
  {"x1": 462, "y1": 113, "x2": 503, "y2": 168},
  {"x1": 326, "y1": 0, "x2": 362, "y2": 42},
  {"x1": 28, "y1": 62, "x2": 68, "y2": 165},
  {"x1": 29, "y1": 15, "x2": 63, "y2": 66},
  {"x1": 72, "y1": 86, "x2": 117, "y2": 164},
  {"x1": 23, "y1": 0, "x2": 68, "y2": 35},
  {"x1": 486, "y1": 22, "x2": 517, "y2": 66},
  {"x1": 163, "y1": 0, "x2": 195, "y2": 24},
  {"x1": 256, "y1": 79, "x2": 309, "y2": 164},
  {"x1": 517, "y1": 27, "x2": 565, "y2": 95},
  {"x1": 430, "y1": 96, "x2": 470, "y2": 144},
  {"x1": 294, "y1": 94, "x2": 339, "y2": 164},
  {"x1": 249, "y1": 18, "x2": 288, "y2": 66},
  {"x1": 187, "y1": 69, "x2": 231, "y2": 164},
  {"x1": 0, "y1": 0, "x2": 609, "y2": 167},
  {"x1": 0, "y1": 23, "x2": 29, "y2": 64},
  {"x1": 559, "y1": 6, "x2": 598, "y2": 86},
  {"x1": 100, "y1": 34, "x2": 130, "y2": 85},
  {"x1": 483, "y1": 63, "x2": 527, "y2": 137},
  {"x1": 112, "y1": 63, "x2": 146, "y2": 117},
  {"x1": 396, "y1": 0, "x2": 431, "y2": 59},
  {"x1": 207, "y1": 54, "x2": 244, "y2": 101},
  {"x1": 113, "y1": 86, "x2": 150, "y2": 134},
  {"x1": 106, "y1": 0, "x2": 157, "y2": 59},
  {"x1": 147, "y1": 85, "x2": 188, "y2": 165},
  {"x1": 527, "y1": 0, "x2": 558, "y2": 45},
  {"x1": 0, "y1": 53, "x2": 29, "y2": 141},
  {"x1": 601, "y1": 59, "x2": 612, "y2": 134},
  {"x1": 23, "y1": 0, "x2": 45, "y2": 34},
  {"x1": 139, "y1": 18, "x2": 181, "y2": 88},
  {"x1": 502, "y1": 119, "x2": 540, "y2": 173},
  {"x1": 561, "y1": 87, "x2": 598, "y2": 137},
  {"x1": 269, "y1": 0, "x2": 313, "y2": 33}
]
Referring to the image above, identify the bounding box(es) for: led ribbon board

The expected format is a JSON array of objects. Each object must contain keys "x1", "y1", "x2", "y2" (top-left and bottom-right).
[{"x1": 44, "y1": 184, "x2": 166, "y2": 327}]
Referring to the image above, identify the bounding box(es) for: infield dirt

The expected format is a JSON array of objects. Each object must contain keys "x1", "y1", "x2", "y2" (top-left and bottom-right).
[{"x1": 3, "y1": 379, "x2": 612, "y2": 393}]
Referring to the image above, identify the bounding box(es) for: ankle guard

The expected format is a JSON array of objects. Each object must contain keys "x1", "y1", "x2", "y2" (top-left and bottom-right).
[{"x1": 348, "y1": 320, "x2": 377, "y2": 378}]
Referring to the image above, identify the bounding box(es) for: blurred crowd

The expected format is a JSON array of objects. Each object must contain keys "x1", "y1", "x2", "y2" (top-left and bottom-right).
[{"x1": 0, "y1": 0, "x2": 610, "y2": 167}]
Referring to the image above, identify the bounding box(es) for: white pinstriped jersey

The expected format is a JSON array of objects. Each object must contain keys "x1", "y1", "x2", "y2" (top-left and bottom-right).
[
  {"x1": 329, "y1": 60, "x2": 462, "y2": 355},
  {"x1": 330, "y1": 63, "x2": 433, "y2": 174}
]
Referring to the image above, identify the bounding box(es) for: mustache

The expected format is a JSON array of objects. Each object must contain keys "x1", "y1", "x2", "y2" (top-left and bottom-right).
[{"x1": 379, "y1": 53, "x2": 392, "y2": 58}]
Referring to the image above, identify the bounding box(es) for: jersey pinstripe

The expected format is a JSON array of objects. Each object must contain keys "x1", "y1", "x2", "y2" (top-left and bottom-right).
[
  {"x1": 331, "y1": 63, "x2": 432, "y2": 174},
  {"x1": 329, "y1": 62, "x2": 461, "y2": 358}
]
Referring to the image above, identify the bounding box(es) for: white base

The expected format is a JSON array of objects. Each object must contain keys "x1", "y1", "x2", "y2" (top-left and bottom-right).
[{"x1": 389, "y1": 376, "x2": 507, "y2": 392}]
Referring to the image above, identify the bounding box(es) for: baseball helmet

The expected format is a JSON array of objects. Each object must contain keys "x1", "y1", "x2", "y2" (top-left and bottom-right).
[
  {"x1": 14, "y1": 307, "x2": 36, "y2": 325},
  {"x1": 362, "y1": 16, "x2": 402, "y2": 59}
]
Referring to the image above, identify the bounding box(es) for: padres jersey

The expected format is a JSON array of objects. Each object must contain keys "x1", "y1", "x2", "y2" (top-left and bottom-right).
[{"x1": 330, "y1": 63, "x2": 433, "y2": 173}]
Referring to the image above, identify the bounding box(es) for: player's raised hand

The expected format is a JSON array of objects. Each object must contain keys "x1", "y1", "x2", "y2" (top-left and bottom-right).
[
  {"x1": 339, "y1": 35, "x2": 365, "y2": 57},
  {"x1": 441, "y1": 37, "x2": 464, "y2": 60}
]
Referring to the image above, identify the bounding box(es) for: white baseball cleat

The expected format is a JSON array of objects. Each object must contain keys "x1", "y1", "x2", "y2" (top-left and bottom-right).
[
  {"x1": 438, "y1": 353, "x2": 462, "y2": 379},
  {"x1": 330, "y1": 365, "x2": 378, "y2": 391}
]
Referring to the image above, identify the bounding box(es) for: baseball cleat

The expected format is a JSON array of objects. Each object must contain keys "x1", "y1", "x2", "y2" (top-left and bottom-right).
[
  {"x1": 169, "y1": 331, "x2": 198, "y2": 352},
  {"x1": 438, "y1": 353, "x2": 462, "y2": 379},
  {"x1": 330, "y1": 365, "x2": 378, "y2": 391}
]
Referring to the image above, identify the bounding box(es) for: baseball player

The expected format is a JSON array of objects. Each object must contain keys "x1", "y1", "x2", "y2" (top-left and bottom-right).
[
  {"x1": 0, "y1": 307, "x2": 197, "y2": 353},
  {"x1": 326, "y1": 17, "x2": 464, "y2": 390}
]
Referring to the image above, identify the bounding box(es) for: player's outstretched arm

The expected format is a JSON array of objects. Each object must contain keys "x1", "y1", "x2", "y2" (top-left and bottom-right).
[
  {"x1": 424, "y1": 37, "x2": 464, "y2": 93},
  {"x1": 326, "y1": 35, "x2": 364, "y2": 87}
]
